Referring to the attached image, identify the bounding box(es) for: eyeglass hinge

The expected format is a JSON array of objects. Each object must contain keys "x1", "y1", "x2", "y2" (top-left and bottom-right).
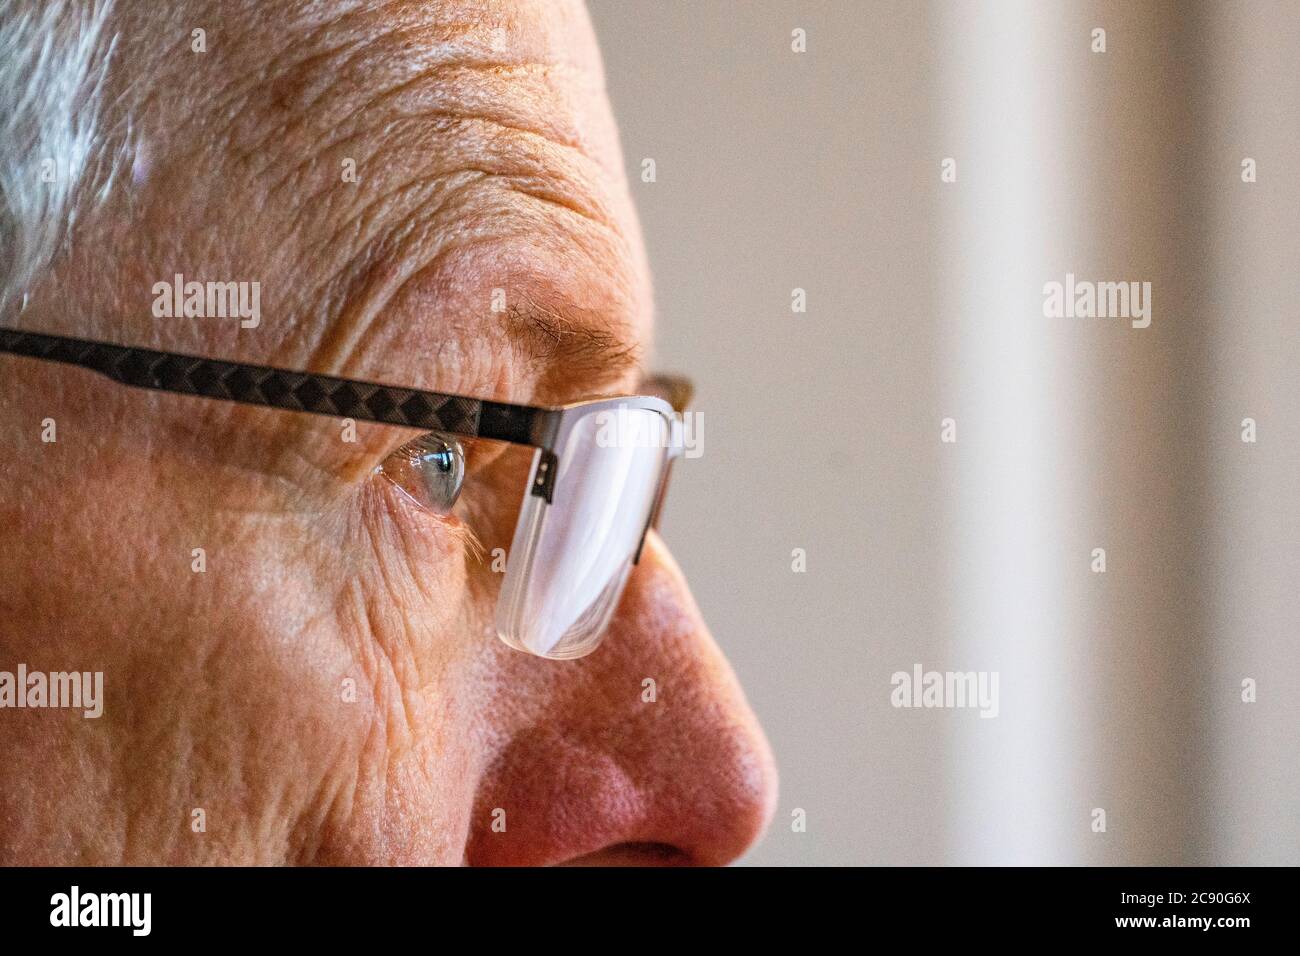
[{"x1": 530, "y1": 450, "x2": 557, "y2": 503}]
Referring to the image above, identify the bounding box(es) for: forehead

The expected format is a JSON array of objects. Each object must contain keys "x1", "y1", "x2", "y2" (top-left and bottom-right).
[{"x1": 135, "y1": 0, "x2": 653, "y2": 405}]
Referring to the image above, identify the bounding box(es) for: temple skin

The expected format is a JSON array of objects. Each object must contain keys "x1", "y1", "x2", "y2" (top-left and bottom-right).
[{"x1": 0, "y1": 0, "x2": 776, "y2": 865}]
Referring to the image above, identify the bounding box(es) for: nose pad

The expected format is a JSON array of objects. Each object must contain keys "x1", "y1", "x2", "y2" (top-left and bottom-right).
[{"x1": 467, "y1": 532, "x2": 778, "y2": 866}]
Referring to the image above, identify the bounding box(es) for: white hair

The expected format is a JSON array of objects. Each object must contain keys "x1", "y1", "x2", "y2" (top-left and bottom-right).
[{"x1": 0, "y1": 0, "x2": 121, "y2": 317}]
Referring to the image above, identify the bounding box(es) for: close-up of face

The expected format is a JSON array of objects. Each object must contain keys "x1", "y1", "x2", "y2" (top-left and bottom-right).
[{"x1": 0, "y1": 0, "x2": 776, "y2": 866}]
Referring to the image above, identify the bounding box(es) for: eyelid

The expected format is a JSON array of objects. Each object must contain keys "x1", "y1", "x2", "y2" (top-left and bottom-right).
[{"x1": 378, "y1": 476, "x2": 485, "y2": 563}]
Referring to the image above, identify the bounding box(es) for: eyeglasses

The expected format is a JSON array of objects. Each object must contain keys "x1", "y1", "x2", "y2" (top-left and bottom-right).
[{"x1": 0, "y1": 327, "x2": 692, "y2": 660}]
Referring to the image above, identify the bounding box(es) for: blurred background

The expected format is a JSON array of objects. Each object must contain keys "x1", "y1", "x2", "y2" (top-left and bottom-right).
[{"x1": 587, "y1": 0, "x2": 1300, "y2": 865}]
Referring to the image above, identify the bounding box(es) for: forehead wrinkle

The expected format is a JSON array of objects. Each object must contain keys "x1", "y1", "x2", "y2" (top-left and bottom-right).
[
  {"x1": 228, "y1": 0, "x2": 605, "y2": 180},
  {"x1": 276, "y1": 99, "x2": 645, "y2": 386},
  {"x1": 278, "y1": 112, "x2": 622, "y2": 259},
  {"x1": 261, "y1": 68, "x2": 637, "y2": 378},
  {"x1": 256, "y1": 57, "x2": 617, "y2": 231},
  {"x1": 253, "y1": 59, "x2": 598, "y2": 191},
  {"x1": 152, "y1": 0, "x2": 648, "y2": 402},
  {"x1": 288, "y1": 166, "x2": 641, "y2": 383}
]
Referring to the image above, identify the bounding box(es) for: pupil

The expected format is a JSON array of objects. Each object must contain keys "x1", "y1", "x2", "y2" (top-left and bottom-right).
[{"x1": 427, "y1": 447, "x2": 453, "y2": 473}]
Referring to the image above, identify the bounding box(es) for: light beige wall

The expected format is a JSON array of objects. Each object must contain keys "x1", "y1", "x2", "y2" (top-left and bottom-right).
[{"x1": 1203, "y1": 0, "x2": 1300, "y2": 866}]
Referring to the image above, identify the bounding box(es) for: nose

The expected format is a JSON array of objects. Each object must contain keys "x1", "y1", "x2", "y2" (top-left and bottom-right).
[{"x1": 466, "y1": 533, "x2": 778, "y2": 866}]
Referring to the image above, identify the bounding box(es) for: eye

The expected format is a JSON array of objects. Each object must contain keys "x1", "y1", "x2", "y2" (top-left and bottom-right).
[{"x1": 377, "y1": 433, "x2": 466, "y2": 514}]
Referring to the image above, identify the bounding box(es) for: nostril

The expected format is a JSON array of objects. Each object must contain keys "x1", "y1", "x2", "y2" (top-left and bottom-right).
[{"x1": 556, "y1": 842, "x2": 692, "y2": 867}]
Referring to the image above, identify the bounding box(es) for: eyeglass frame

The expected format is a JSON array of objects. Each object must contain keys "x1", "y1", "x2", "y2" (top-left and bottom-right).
[{"x1": 0, "y1": 325, "x2": 691, "y2": 575}]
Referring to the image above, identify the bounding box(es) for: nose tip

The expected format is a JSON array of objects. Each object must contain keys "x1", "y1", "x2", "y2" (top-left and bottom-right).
[
  {"x1": 560, "y1": 733, "x2": 777, "y2": 866},
  {"x1": 672, "y1": 714, "x2": 779, "y2": 865},
  {"x1": 465, "y1": 673, "x2": 779, "y2": 867}
]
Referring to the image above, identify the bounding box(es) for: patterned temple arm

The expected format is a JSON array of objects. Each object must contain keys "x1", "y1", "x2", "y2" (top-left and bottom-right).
[{"x1": 0, "y1": 328, "x2": 543, "y2": 446}]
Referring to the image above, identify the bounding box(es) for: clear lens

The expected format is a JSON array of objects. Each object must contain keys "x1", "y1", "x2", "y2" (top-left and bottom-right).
[{"x1": 496, "y1": 405, "x2": 670, "y2": 659}]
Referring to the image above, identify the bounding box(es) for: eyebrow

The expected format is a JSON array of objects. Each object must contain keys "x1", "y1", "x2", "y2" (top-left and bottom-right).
[{"x1": 502, "y1": 300, "x2": 643, "y2": 395}]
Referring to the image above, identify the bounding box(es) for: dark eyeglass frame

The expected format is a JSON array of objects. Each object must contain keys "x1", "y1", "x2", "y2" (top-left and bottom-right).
[{"x1": 0, "y1": 326, "x2": 692, "y2": 555}]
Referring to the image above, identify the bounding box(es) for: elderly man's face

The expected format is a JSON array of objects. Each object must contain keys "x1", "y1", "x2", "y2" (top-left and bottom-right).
[{"x1": 0, "y1": 0, "x2": 775, "y2": 865}]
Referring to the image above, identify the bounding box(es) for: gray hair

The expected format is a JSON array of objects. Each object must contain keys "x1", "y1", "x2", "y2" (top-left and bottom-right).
[{"x1": 0, "y1": 0, "x2": 120, "y2": 317}]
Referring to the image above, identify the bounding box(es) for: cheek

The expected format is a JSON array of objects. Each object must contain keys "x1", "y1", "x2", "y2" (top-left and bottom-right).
[
  {"x1": 358, "y1": 477, "x2": 488, "y2": 653},
  {"x1": 347, "y1": 477, "x2": 511, "y2": 755},
  {"x1": 305, "y1": 485, "x2": 512, "y2": 863}
]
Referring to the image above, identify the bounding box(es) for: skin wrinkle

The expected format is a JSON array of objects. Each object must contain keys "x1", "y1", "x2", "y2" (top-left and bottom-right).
[
  {"x1": 330, "y1": 197, "x2": 622, "y2": 388},
  {"x1": 240, "y1": 37, "x2": 409, "y2": 171},
  {"x1": 253, "y1": 29, "x2": 628, "y2": 378},
  {"x1": 150, "y1": 34, "x2": 627, "y2": 391},
  {"x1": 289, "y1": 736, "x2": 358, "y2": 865},
  {"x1": 298, "y1": 182, "x2": 576, "y2": 386},
  {"x1": 291, "y1": 124, "x2": 629, "y2": 383},
  {"x1": 301, "y1": 211, "x2": 635, "y2": 408},
  {"x1": 374, "y1": 63, "x2": 595, "y2": 156},
  {"x1": 274, "y1": 62, "x2": 589, "y2": 190},
  {"x1": 273, "y1": 110, "x2": 600, "y2": 223},
  {"x1": 348, "y1": 486, "x2": 468, "y2": 745},
  {"x1": 361, "y1": 587, "x2": 424, "y2": 760},
  {"x1": 321, "y1": 583, "x2": 403, "y2": 863},
  {"x1": 305, "y1": 170, "x2": 478, "y2": 312},
  {"x1": 276, "y1": 123, "x2": 427, "y2": 231},
  {"x1": 201, "y1": 5, "x2": 416, "y2": 164},
  {"x1": 348, "y1": 674, "x2": 396, "y2": 859},
  {"x1": 301, "y1": 200, "x2": 437, "y2": 378},
  {"x1": 136, "y1": 16, "x2": 281, "y2": 168},
  {"x1": 306, "y1": 166, "x2": 469, "y2": 274},
  {"x1": 241, "y1": 13, "x2": 589, "y2": 178}
]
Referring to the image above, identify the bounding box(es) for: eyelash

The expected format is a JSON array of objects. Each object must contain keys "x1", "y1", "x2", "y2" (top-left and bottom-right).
[{"x1": 376, "y1": 433, "x2": 467, "y2": 515}]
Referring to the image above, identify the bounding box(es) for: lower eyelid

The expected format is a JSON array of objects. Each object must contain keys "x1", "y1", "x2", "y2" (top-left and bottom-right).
[
  {"x1": 376, "y1": 465, "x2": 478, "y2": 545},
  {"x1": 367, "y1": 475, "x2": 493, "y2": 591}
]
